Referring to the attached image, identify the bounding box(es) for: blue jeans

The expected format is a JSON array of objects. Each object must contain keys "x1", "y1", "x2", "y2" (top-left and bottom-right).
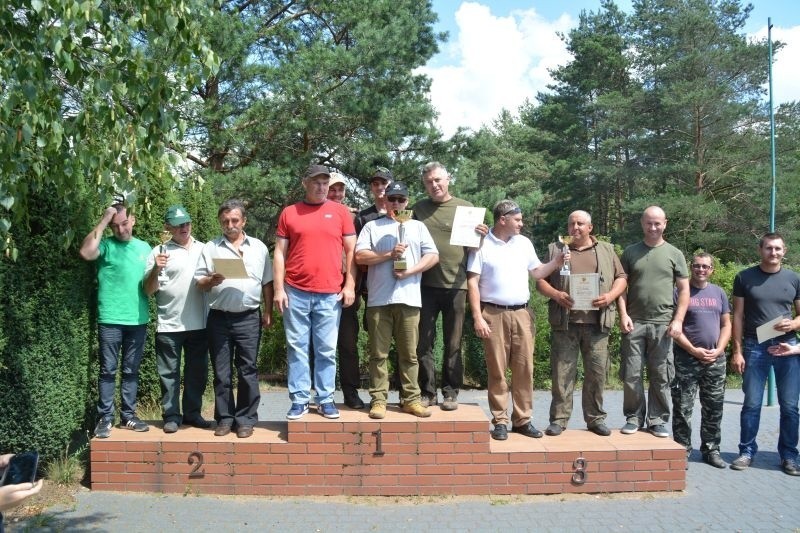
[
  {"x1": 97, "y1": 324, "x2": 147, "y2": 422},
  {"x1": 740, "y1": 336, "x2": 800, "y2": 460},
  {"x1": 284, "y1": 285, "x2": 341, "y2": 405}
]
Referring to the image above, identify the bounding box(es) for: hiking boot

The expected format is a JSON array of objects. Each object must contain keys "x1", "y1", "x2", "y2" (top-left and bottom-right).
[
  {"x1": 730, "y1": 454, "x2": 752, "y2": 471},
  {"x1": 120, "y1": 417, "x2": 149, "y2": 432},
  {"x1": 420, "y1": 394, "x2": 437, "y2": 408},
  {"x1": 703, "y1": 451, "x2": 727, "y2": 469},
  {"x1": 545, "y1": 423, "x2": 563, "y2": 436},
  {"x1": 401, "y1": 401, "x2": 431, "y2": 418},
  {"x1": 440, "y1": 397, "x2": 458, "y2": 411},
  {"x1": 369, "y1": 401, "x2": 387, "y2": 419},
  {"x1": 286, "y1": 403, "x2": 309, "y2": 420},
  {"x1": 94, "y1": 418, "x2": 112, "y2": 439}
]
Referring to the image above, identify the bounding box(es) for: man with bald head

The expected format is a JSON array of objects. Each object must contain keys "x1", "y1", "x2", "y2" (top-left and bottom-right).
[
  {"x1": 618, "y1": 206, "x2": 689, "y2": 438},
  {"x1": 536, "y1": 210, "x2": 627, "y2": 436}
]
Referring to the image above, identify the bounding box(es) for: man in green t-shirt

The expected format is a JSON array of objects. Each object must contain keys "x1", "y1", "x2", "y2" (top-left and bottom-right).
[
  {"x1": 618, "y1": 206, "x2": 689, "y2": 438},
  {"x1": 80, "y1": 204, "x2": 151, "y2": 439}
]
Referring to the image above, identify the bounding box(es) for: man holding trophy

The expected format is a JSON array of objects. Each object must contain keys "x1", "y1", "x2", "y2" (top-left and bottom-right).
[
  {"x1": 355, "y1": 182, "x2": 440, "y2": 419},
  {"x1": 536, "y1": 210, "x2": 627, "y2": 437}
]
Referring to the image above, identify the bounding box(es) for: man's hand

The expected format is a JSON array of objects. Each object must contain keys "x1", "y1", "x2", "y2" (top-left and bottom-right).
[
  {"x1": 473, "y1": 315, "x2": 491, "y2": 338},
  {"x1": 773, "y1": 318, "x2": 795, "y2": 333},
  {"x1": 554, "y1": 291, "x2": 574, "y2": 309},
  {"x1": 592, "y1": 292, "x2": 614, "y2": 308},
  {"x1": 273, "y1": 289, "x2": 289, "y2": 314},
  {"x1": 768, "y1": 342, "x2": 800, "y2": 357},
  {"x1": 667, "y1": 319, "x2": 683, "y2": 338},
  {"x1": 730, "y1": 352, "x2": 745, "y2": 374},
  {"x1": 338, "y1": 286, "x2": 356, "y2": 307},
  {"x1": 620, "y1": 314, "x2": 633, "y2": 334},
  {"x1": 693, "y1": 347, "x2": 718, "y2": 365}
]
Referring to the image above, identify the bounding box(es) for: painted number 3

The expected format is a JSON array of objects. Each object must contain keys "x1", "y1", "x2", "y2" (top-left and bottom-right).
[
  {"x1": 188, "y1": 451, "x2": 205, "y2": 479},
  {"x1": 572, "y1": 456, "x2": 586, "y2": 485}
]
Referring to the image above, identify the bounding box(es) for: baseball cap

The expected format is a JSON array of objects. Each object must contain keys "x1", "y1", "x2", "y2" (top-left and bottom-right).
[
  {"x1": 165, "y1": 205, "x2": 191, "y2": 225},
  {"x1": 370, "y1": 167, "x2": 393, "y2": 183},
  {"x1": 304, "y1": 164, "x2": 330, "y2": 180},
  {"x1": 385, "y1": 181, "x2": 409, "y2": 198},
  {"x1": 329, "y1": 172, "x2": 346, "y2": 187}
]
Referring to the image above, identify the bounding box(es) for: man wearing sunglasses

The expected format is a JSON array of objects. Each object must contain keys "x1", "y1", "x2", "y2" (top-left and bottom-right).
[
  {"x1": 144, "y1": 205, "x2": 211, "y2": 433},
  {"x1": 670, "y1": 253, "x2": 730, "y2": 468},
  {"x1": 80, "y1": 203, "x2": 152, "y2": 438},
  {"x1": 356, "y1": 181, "x2": 439, "y2": 419}
]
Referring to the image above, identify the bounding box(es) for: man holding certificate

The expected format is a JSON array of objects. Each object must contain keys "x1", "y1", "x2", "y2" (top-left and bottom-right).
[
  {"x1": 467, "y1": 200, "x2": 567, "y2": 441},
  {"x1": 195, "y1": 199, "x2": 274, "y2": 438},
  {"x1": 730, "y1": 233, "x2": 800, "y2": 475},
  {"x1": 536, "y1": 210, "x2": 627, "y2": 437}
]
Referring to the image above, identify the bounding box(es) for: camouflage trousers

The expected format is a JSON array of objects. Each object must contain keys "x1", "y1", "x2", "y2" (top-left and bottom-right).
[{"x1": 670, "y1": 346, "x2": 726, "y2": 453}]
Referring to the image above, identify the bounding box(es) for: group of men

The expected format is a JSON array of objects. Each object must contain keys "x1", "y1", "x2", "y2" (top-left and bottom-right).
[{"x1": 80, "y1": 168, "x2": 800, "y2": 477}]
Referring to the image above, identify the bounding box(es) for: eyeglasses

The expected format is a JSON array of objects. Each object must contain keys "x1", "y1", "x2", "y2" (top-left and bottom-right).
[
  {"x1": 691, "y1": 264, "x2": 712, "y2": 270},
  {"x1": 387, "y1": 196, "x2": 407, "y2": 203}
]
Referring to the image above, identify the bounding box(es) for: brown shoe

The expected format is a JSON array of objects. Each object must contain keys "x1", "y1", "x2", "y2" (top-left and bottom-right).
[
  {"x1": 401, "y1": 401, "x2": 431, "y2": 418},
  {"x1": 369, "y1": 401, "x2": 386, "y2": 419},
  {"x1": 236, "y1": 425, "x2": 254, "y2": 438},
  {"x1": 441, "y1": 397, "x2": 458, "y2": 411},
  {"x1": 214, "y1": 424, "x2": 232, "y2": 437}
]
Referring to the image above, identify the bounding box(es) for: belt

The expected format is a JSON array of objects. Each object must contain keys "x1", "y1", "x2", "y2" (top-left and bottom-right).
[
  {"x1": 209, "y1": 308, "x2": 259, "y2": 317},
  {"x1": 481, "y1": 301, "x2": 528, "y2": 311}
]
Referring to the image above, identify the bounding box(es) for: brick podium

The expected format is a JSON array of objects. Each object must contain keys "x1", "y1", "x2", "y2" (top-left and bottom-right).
[{"x1": 90, "y1": 404, "x2": 686, "y2": 496}]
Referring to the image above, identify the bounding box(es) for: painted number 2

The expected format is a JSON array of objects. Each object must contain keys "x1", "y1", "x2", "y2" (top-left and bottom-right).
[{"x1": 188, "y1": 451, "x2": 205, "y2": 479}]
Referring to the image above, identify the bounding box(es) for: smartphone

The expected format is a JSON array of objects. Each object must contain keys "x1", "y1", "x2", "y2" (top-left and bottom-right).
[{"x1": 1, "y1": 451, "x2": 39, "y2": 486}]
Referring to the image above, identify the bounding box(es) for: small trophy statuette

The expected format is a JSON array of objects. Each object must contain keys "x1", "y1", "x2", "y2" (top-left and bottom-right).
[
  {"x1": 393, "y1": 209, "x2": 414, "y2": 270},
  {"x1": 158, "y1": 230, "x2": 171, "y2": 284},
  {"x1": 558, "y1": 234, "x2": 572, "y2": 276}
]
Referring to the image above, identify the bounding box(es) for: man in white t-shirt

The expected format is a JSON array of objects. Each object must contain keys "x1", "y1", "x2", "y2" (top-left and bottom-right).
[{"x1": 466, "y1": 199, "x2": 566, "y2": 441}]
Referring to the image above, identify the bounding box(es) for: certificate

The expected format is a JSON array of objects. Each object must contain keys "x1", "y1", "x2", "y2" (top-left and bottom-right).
[
  {"x1": 569, "y1": 273, "x2": 600, "y2": 311},
  {"x1": 449, "y1": 206, "x2": 486, "y2": 247},
  {"x1": 213, "y1": 258, "x2": 249, "y2": 279},
  {"x1": 756, "y1": 316, "x2": 786, "y2": 344}
]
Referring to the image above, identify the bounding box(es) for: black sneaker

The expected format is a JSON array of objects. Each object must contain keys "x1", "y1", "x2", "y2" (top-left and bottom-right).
[
  {"x1": 588, "y1": 423, "x2": 611, "y2": 436},
  {"x1": 490, "y1": 424, "x2": 508, "y2": 441},
  {"x1": 511, "y1": 422, "x2": 543, "y2": 439},
  {"x1": 94, "y1": 418, "x2": 112, "y2": 439},
  {"x1": 649, "y1": 424, "x2": 669, "y2": 438},
  {"x1": 120, "y1": 417, "x2": 150, "y2": 432}
]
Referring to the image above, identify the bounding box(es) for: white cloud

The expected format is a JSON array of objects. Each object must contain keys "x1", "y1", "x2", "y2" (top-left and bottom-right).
[
  {"x1": 418, "y1": 2, "x2": 574, "y2": 137},
  {"x1": 420, "y1": 4, "x2": 800, "y2": 138},
  {"x1": 750, "y1": 23, "x2": 800, "y2": 107}
]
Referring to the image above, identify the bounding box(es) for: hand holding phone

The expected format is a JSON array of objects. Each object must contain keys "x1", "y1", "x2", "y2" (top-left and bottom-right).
[{"x1": 1, "y1": 451, "x2": 39, "y2": 486}]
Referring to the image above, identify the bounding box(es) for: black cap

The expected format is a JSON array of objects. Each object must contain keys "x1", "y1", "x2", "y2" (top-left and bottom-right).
[
  {"x1": 304, "y1": 164, "x2": 330, "y2": 180},
  {"x1": 385, "y1": 181, "x2": 409, "y2": 198}
]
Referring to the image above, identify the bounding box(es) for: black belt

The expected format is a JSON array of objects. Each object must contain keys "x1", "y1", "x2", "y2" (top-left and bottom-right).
[
  {"x1": 481, "y1": 301, "x2": 528, "y2": 311},
  {"x1": 209, "y1": 308, "x2": 259, "y2": 317}
]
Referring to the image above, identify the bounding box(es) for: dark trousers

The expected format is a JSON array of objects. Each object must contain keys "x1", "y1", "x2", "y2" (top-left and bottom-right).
[
  {"x1": 417, "y1": 287, "x2": 466, "y2": 399},
  {"x1": 97, "y1": 324, "x2": 147, "y2": 422},
  {"x1": 337, "y1": 297, "x2": 361, "y2": 395},
  {"x1": 207, "y1": 309, "x2": 261, "y2": 427},
  {"x1": 155, "y1": 329, "x2": 209, "y2": 424}
]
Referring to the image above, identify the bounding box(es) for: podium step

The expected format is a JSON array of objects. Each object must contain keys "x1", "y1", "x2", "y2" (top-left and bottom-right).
[{"x1": 90, "y1": 404, "x2": 685, "y2": 496}]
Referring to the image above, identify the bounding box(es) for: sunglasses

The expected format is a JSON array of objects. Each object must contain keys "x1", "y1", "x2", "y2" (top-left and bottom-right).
[
  {"x1": 691, "y1": 264, "x2": 712, "y2": 270},
  {"x1": 387, "y1": 196, "x2": 407, "y2": 203}
]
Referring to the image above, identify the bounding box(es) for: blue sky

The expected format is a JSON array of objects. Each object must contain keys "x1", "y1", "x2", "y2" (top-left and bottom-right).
[{"x1": 423, "y1": 1, "x2": 800, "y2": 136}]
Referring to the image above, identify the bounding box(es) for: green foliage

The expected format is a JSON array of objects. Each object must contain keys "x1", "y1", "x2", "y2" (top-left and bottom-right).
[
  {"x1": 0, "y1": 190, "x2": 93, "y2": 462},
  {"x1": 1, "y1": 0, "x2": 218, "y2": 249}
]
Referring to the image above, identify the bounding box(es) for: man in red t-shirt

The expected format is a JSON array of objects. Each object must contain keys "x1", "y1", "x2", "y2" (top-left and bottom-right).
[{"x1": 274, "y1": 164, "x2": 357, "y2": 420}]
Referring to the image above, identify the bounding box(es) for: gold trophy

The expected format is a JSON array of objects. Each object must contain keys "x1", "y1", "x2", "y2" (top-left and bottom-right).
[
  {"x1": 393, "y1": 209, "x2": 414, "y2": 270},
  {"x1": 158, "y1": 230, "x2": 172, "y2": 284},
  {"x1": 558, "y1": 234, "x2": 572, "y2": 276}
]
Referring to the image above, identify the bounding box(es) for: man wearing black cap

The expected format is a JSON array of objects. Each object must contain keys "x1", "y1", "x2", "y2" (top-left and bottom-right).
[
  {"x1": 356, "y1": 181, "x2": 439, "y2": 419},
  {"x1": 145, "y1": 205, "x2": 211, "y2": 433},
  {"x1": 274, "y1": 164, "x2": 358, "y2": 420}
]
